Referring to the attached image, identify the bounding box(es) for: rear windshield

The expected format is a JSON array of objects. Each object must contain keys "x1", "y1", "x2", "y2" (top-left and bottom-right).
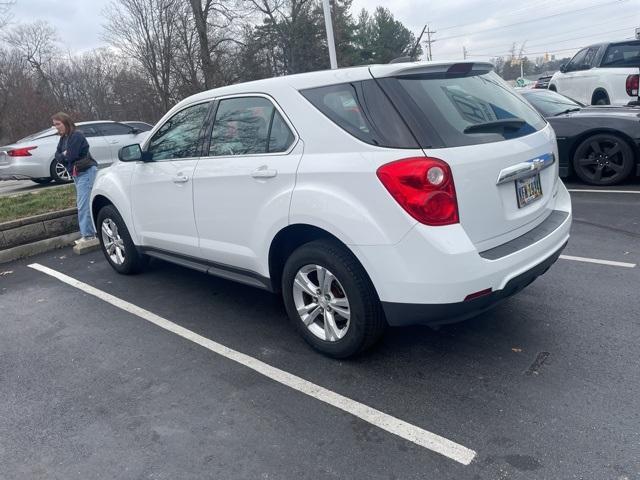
[
  {"x1": 601, "y1": 42, "x2": 640, "y2": 67},
  {"x1": 18, "y1": 127, "x2": 56, "y2": 143},
  {"x1": 379, "y1": 71, "x2": 547, "y2": 148}
]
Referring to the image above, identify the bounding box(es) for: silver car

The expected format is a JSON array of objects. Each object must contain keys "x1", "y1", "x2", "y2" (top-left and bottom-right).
[{"x1": 0, "y1": 121, "x2": 152, "y2": 184}]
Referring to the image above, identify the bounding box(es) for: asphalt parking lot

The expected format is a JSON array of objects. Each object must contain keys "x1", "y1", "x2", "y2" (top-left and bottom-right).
[{"x1": 1, "y1": 182, "x2": 639, "y2": 479}]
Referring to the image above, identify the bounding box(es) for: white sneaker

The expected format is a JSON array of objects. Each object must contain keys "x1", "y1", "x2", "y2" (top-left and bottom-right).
[{"x1": 76, "y1": 236, "x2": 97, "y2": 245}]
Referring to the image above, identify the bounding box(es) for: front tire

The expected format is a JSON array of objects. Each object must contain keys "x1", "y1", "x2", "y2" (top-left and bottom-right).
[
  {"x1": 97, "y1": 205, "x2": 148, "y2": 274},
  {"x1": 50, "y1": 158, "x2": 72, "y2": 183},
  {"x1": 572, "y1": 133, "x2": 634, "y2": 186},
  {"x1": 281, "y1": 239, "x2": 386, "y2": 358}
]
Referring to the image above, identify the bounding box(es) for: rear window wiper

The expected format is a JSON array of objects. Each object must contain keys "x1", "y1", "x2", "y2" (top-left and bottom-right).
[
  {"x1": 554, "y1": 108, "x2": 581, "y2": 116},
  {"x1": 463, "y1": 118, "x2": 526, "y2": 134}
]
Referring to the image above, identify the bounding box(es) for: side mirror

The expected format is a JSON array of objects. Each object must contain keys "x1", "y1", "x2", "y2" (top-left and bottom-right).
[
  {"x1": 119, "y1": 144, "x2": 144, "y2": 162},
  {"x1": 129, "y1": 127, "x2": 141, "y2": 134},
  {"x1": 559, "y1": 64, "x2": 567, "y2": 73}
]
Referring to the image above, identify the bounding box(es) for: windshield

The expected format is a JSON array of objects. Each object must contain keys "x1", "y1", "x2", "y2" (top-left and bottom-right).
[
  {"x1": 521, "y1": 90, "x2": 582, "y2": 117},
  {"x1": 392, "y1": 70, "x2": 547, "y2": 148},
  {"x1": 601, "y1": 42, "x2": 640, "y2": 67}
]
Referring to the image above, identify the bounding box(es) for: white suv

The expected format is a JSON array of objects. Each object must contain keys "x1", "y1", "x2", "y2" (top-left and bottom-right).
[
  {"x1": 91, "y1": 61, "x2": 572, "y2": 358},
  {"x1": 549, "y1": 40, "x2": 640, "y2": 106}
]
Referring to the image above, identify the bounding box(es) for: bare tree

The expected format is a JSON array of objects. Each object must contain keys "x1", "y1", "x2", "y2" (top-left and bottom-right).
[{"x1": 103, "y1": 0, "x2": 182, "y2": 110}]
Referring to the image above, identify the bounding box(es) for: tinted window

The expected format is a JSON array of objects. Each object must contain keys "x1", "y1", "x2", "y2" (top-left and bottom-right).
[
  {"x1": 147, "y1": 102, "x2": 211, "y2": 160},
  {"x1": 209, "y1": 97, "x2": 289, "y2": 156},
  {"x1": 601, "y1": 41, "x2": 640, "y2": 67},
  {"x1": 380, "y1": 71, "x2": 546, "y2": 148},
  {"x1": 583, "y1": 47, "x2": 599, "y2": 68},
  {"x1": 98, "y1": 123, "x2": 134, "y2": 136},
  {"x1": 269, "y1": 111, "x2": 295, "y2": 153},
  {"x1": 521, "y1": 90, "x2": 582, "y2": 117},
  {"x1": 566, "y1": 49, "x2": 588, "y2": 71},
  {"x1": 76, "y1": 125, "x2": 101, "y2": 137},
  {"x1": 301, "y1": 80, "x2": 418, "y2": 148}
]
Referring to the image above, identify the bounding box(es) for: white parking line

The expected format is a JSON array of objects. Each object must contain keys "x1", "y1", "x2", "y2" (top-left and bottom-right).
[
  {"x1": 568, "y1": 189, "x2": 640, "y2": 194},
  {"x1": 28, "y1": 263, "x2": 477, "y2": 466},
  {"x1": 559, "y1": 255, "x2": 636, "y2": 268}
]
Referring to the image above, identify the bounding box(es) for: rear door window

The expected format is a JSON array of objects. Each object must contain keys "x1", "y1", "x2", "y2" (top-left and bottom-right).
[
  {"x1": 377, "y1": 70, "x2": 547, "y2": 148},
  {"x1": 97, "y1": 123, "x2": 133, "y2": 136},
  {"x1": 301, "y1": 80, "x2": 418, "y2": 148},
  {"x1": 208, "y1": 96, "x2": 295, "y2": 156},
  {"x1": 601, "y1": 42, "x2": 640, "y2": 67},
  {"x1": 77, "y1": 125, "x2": 101, "y2": 137}
]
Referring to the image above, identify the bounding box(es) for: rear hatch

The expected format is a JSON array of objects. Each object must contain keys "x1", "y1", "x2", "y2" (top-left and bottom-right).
[{"x1": 370, "y1": 62, "x2": 557, "y2": 249}]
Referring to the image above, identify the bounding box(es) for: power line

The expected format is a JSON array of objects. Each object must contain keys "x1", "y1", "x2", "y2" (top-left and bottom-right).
[
  {"x1": 436, "y1": 0, "x2": 630, "y2": 43},
  {"x1": 437, "y1": 0, "x2": 600, "y2": 32},
  {"x1": 471, "y1": 25, "x2": 639, "y2": 57},
  {"x1": 463, "y1": 13, "x2": 635, "y2": 54}
]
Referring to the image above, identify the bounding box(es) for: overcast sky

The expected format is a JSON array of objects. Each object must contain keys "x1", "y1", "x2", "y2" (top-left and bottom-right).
[{"x1": 7, "y1": 0, "x2": 640, "y2": 61}]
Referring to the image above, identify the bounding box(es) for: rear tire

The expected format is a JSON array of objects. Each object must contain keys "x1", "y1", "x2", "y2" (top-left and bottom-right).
[
  {"x1": 31, "y1": 178, "x2": 52, "y2": 185},
  {"x1": 592, "y1": 91, "x2": 610, "y2": 106},
  {"x1": 49, "y1": 158, "x2": 72, "y2": 184},
  {"x1": 572, "y1": 133, "x2": 634, "y2": 186},
  {"x1": 281, "y1": 239, "x2": 386, "y2": 358},
  {"x1": 97, "y1": 205, "x2": 148, "y2": 274},
  {"x1": 548, "y1": 84, "x2": 557, "y2": 92}
]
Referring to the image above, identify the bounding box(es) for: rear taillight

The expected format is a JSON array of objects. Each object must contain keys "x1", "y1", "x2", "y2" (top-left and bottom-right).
[
  {"x1": 7, "y1": 146, "x2": 38, "y2": 157},
  {"x1": 376, "y1": 157, "x2": 459, "y2": 226},
  {"x1": 627, "y1": 74, "x2": 639, "y2": 97}
]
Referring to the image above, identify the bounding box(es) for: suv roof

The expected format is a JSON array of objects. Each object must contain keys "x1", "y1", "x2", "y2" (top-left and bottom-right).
[{"x1": 179, "y1": 60, "x2": 493, "y2": 109}]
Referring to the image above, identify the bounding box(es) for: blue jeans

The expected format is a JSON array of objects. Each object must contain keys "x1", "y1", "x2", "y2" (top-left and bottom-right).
[{"x1": 73, "y1": 166, "x2": 97, "y2": 237}]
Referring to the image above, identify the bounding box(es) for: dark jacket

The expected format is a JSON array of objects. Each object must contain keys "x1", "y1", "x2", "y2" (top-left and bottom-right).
[{"x1": 55, "y1": 130, "x2": 97, "y2": 172}]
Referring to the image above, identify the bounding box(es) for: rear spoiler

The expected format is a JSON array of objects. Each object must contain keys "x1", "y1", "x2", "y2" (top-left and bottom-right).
[{"x1": 369, "y1": 61, "x2": 494, "y2": 79}]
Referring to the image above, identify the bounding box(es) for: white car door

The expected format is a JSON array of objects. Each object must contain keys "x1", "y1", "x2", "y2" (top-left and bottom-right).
[
  {"x1": 556, "y1": 48, "x2": 589, "y2": 103},
  {"x1": 193, "y1": 95, "x2": 302, "y2": 276},
  {"x1": 96, "y1": 122, "x2": 147, "y2": 163},
  {"x1": 130, "y1": 101, "x2": 213, "y2": 257},
  {"x1": 76, "y1": 124, "x2": 112, "y2": 166}
]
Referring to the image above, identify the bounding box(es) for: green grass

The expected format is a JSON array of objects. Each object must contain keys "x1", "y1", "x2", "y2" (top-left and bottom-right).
[{"x1": 0, "y1": 185, "x2": 77, "y2": 224}]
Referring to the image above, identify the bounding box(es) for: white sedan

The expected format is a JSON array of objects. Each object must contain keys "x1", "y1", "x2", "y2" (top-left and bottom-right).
[{"x1": 0, "y1": 120, "x2": 152, "y2": 184}]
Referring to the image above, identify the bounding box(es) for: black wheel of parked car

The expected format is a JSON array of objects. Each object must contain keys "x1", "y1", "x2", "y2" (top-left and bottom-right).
[
  {"x1": 572, "y1": 133, "x2": 635, "y2": 186},
  {"x1": 281, "y1": 239, "x2": 386, "y2": 358},
  {"x1": 31, "y1": 177, "x2": 52, "y2": 185},
  {"x1": 591, "y1": 90, "x2": 610, "y2": 105},
  {"x1": 97, "y1": 205, "x2": 148, "y2": 274},
  {"x1": 49, "y1": 158, "x2": 73, "y2": 184}
]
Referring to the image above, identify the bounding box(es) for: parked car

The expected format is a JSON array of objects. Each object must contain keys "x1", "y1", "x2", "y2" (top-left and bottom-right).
[
  {"x1": 91, "y1": 61, "x2": 572, "y2": 358},
  {"x1": 533, "y1": 74, "x2": 553, "y2": 89},
  {"x1": 520, "y1": 89, "x2": 640, "y2": 185},
  {"x1": 0, "y1": 121, "x2": 153, "y2": 184},
  {"x1": 549, "y1": 40, "x2": 640, "y2": 106}
]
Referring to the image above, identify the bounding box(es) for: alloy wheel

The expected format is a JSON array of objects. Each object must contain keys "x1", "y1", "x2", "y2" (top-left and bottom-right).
[
  {"x1": 101, "y1": 218, "x2": 126, "y2": 265},
  {"x1": 292, "y1": 264, "x2": 351, "y2": 342},
  {"x1": 575, "y1": 137, "x2": 630, "y2": 184},
  {"x1": 55, "y1": 161, "x2": 72, "y2": 182}
]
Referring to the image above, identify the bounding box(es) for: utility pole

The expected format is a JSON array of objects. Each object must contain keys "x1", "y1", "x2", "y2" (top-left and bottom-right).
[
  {"x1": 424, "y1": 24, "x2": 436, "y2": 61},
  {"x1": 322, "y1": 0, "x2": 338, "y2": 69},
  {"x1": 463, "y1": 46, "x2": 468, "y2": 60}
]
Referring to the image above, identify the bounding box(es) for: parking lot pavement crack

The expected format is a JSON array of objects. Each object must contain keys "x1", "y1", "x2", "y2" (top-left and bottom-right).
[
  {"x1": 572, "y1": 218, "x2": 640, "y2": 239},
  {"x1": 524, "y1": 352, "x2": 550, "y2": 376}
]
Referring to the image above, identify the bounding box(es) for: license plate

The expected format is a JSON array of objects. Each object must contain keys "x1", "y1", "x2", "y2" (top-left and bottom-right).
[{"x1": 516, "y1": 174, "x2": 543, "y2": 208}]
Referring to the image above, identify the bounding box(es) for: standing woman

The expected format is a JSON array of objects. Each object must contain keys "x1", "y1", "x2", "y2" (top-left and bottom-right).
[{"x1": 52, "y1": 112, "x2": 98, "y2": 245}]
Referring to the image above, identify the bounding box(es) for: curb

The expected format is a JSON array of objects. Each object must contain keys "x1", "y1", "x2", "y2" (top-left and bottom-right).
[
  {"x1": 0, "y1": 232, "x2": 81, "y2": 264},
  {"x1": 0, "y1": 208, "x2": 81, "y2": 264}
]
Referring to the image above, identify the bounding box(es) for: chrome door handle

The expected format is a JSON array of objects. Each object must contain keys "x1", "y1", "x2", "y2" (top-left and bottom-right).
[
  {"x1": 172, "y1": 175, "x2": 189, "y2": 183},
  {"x1": 251, "y1": 167, "x2": 278, "y2": 178}
]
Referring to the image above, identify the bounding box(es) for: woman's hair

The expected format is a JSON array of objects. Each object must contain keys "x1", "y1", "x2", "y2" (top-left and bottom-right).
[{"x1": 51, "y1": 112, "x2": 76, "y2": 135}]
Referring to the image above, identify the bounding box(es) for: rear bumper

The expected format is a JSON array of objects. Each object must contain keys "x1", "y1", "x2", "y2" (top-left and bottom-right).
[
  {"x1": 0, "y1": 156, "x2": 49, "y2": 179},
  {"x1": 349, "y1": 181, "x2": 572, "y2": 325},
  {"x1": 381, "y1": 240, "x2": 566, "y2": 326}
]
